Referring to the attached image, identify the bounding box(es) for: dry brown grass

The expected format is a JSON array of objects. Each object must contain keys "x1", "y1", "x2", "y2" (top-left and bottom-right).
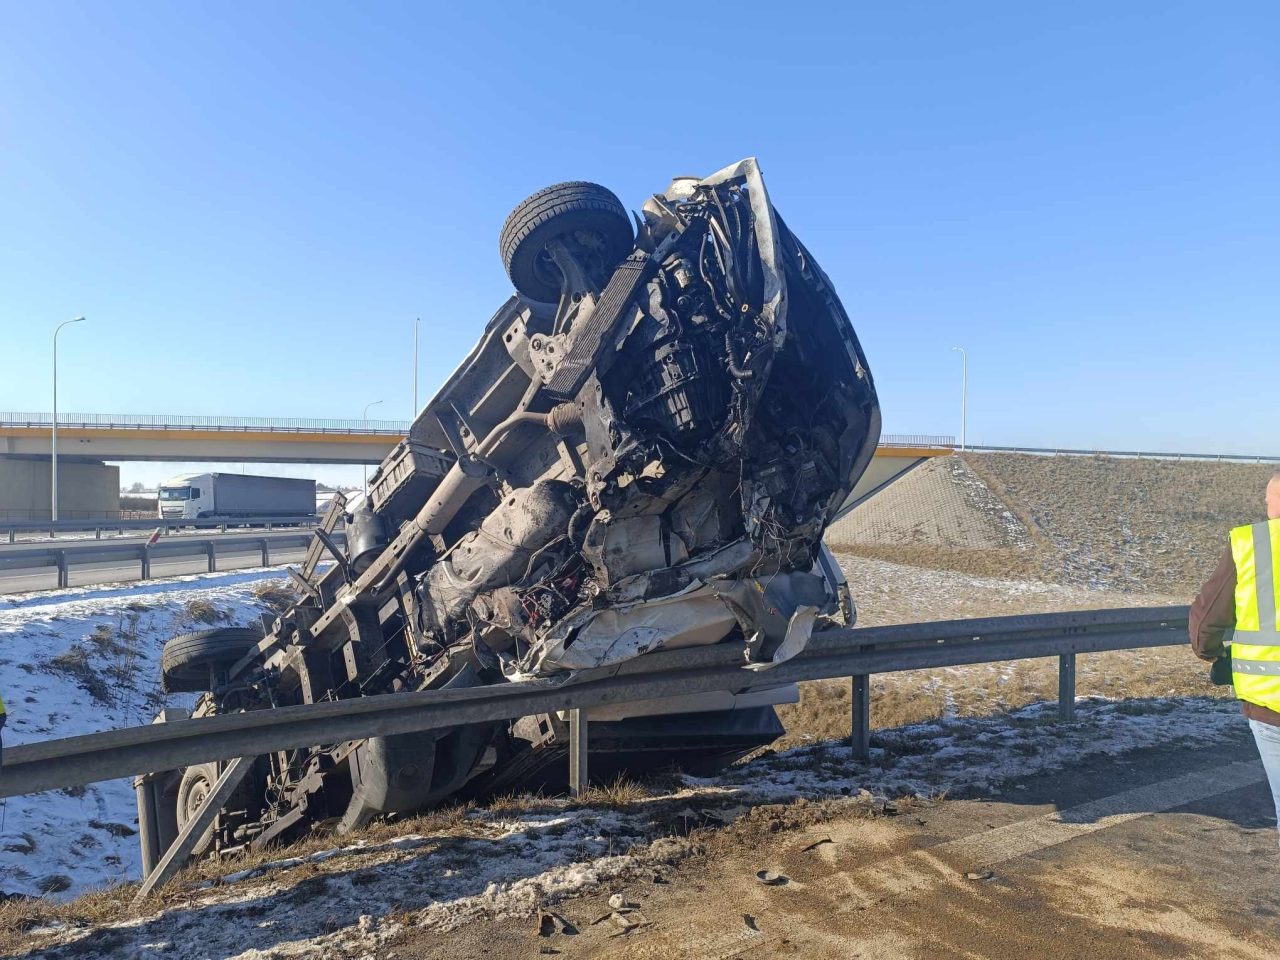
[
  {"x1": 569, "y1": 776, "x2": 650, "y2": 810},
  {"x1": 180, "y1": 598, "x2": 227, "y2": 625},
  {"x1": 41, "y1": 644, "x2": 113, "y2": 705},
  {"x1": 963, "y1": 452, "x2": 1272, "y2": 594},
  {"x1": 251, "y1": 580, "x2": 297, "y2": 615}
]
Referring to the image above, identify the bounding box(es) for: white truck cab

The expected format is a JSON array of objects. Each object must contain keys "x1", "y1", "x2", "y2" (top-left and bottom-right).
[{"x1": 157, "y1": 474, "x2": 211, "y2": 520}]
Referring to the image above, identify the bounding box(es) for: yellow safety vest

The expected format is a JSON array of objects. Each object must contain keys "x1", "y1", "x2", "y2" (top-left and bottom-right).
[
  {"x1": 0, "y1": 690, "x2": 5, "y2": 717},
  {"x1": 1229, "y1": 519, "x2": 1280, "y2": 712}
]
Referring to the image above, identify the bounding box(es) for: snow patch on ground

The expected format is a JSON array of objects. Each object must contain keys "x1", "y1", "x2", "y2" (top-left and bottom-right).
[
  {"x1": 0, "y1": 570, "x2": 292, "y2": 899},
  {"x1": 19, "y1": 695, "x2": 1249, "y2": 959}
]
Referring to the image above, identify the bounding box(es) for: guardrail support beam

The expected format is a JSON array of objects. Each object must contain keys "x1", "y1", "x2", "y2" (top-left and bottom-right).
[
  {"x1": 55, "y1": 551, "x2": 69, "y2": 588},
  {"x1": 133, "y1": 756, "x2": 254, "y2": 904},
  {"x1": 205, "y1": 543, "x2": 217, "y2": 573},
  {"x1": 1058, "y1": 653, "x2": 1077, "y2": 721},
  {"x1": 140, "y1": 546, "x2": 151, "y2": 580},
  {"x1": 851, "y1": 673, "x2": 871, "y2": 763},
  {"x1": 569, "y1": 708, "x2": 588, "y2": 797}
]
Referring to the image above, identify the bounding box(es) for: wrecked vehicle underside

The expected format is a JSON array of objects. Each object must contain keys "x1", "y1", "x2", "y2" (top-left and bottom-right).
[{"x1": 155, "y1": 158, "x2": 880, "y2": 858}]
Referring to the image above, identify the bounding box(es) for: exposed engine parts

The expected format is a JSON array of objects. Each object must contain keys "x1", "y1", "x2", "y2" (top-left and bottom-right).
[{"x1": 155, "y1": 159, "x2": 880, "y2": 862}]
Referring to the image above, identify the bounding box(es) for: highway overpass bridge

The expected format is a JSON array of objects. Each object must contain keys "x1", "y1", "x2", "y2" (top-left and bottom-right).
[
  {"x1": 0, "y1": 412, "x2": 407, "y2": 464},
  {"x1": 0, "y1": 412, "x2": 952, "y2": 516}
]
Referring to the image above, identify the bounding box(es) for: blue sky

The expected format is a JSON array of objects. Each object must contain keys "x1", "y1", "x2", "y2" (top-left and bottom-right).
[{"x1": 2, "y1": 2, "x2": 1277, "y2": 485}]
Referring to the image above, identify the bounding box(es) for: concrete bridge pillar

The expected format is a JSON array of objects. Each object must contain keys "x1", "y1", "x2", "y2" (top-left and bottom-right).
[{"x1": 0, "y1": 455, "x2": 120, "y2": 522}]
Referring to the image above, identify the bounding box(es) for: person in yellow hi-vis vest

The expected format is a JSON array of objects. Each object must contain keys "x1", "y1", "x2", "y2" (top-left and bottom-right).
[{"x1": 1191, "y1": 474, "x2": 1280, "y2": 845}]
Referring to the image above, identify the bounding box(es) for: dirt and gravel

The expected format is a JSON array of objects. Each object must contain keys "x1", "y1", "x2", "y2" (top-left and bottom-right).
[{"x1": 381, "y1": 735, "x2": 1280, "y2": 960}]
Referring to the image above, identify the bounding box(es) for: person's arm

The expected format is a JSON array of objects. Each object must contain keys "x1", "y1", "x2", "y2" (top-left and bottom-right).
[{"x1": 1189, "y1": 547, "x2": 1235, "y2": 661}]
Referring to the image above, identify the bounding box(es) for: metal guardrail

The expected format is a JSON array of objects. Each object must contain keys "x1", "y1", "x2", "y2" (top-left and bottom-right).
[
  {"x1": 0, "y1": 510, "x2": 155, "y2": 523},
  {"x1": 0, "y1": 531, "x2": 336, "y2": 587},
  {"x1": 0, "y1": 411, "x2": 412, "y2": 435},
  {"x1": 0, "y1": 605, "x2": 1189, "y2": 800},
  {"x1": 3, "y1": 515, "x2": 322, "y2": 543},
  {"x1": 966, "y1": 443, "x2": 1280, "y2": 464},
  {"x1": 878, "y1": 434, "x2": 955, "y2": 448}
]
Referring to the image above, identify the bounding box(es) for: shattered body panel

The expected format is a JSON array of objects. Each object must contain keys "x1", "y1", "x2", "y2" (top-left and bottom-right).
[{"x1": 161, "y1": 159, "x2": 880, "y2": 856}]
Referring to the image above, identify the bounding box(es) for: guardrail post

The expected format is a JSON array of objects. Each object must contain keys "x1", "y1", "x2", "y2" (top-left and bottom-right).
[
  {"x1": 55, "y1": 550, "x2": 69, "y2": 589},
  {"x1": 141, "y1": 546, "x2": 151, "y2": 580},
  {"x1": 205, "y1": 542, "x2": 217, "y2": 573},
  {"x1": 569, "y1": 708, "x2": 588, "y2": 797},
  {"x1": 134, "y1": 774, "x2": 162, "y2": 877},
  {"x1": 851, "y1": 674, "x2": 871, "y2": 763},
  {"x1": 260, "y1": 539, "x2": 270, "y2": 567},
  {"x1": 7, "y1": 528, "x2": 13, "y2": 544},
  {"x1": 94, "y1": 526, "x2": 101, "y2": 540},
  {"x1": 1058, "y1": 653, "x2": 1077, "y2": 721}
]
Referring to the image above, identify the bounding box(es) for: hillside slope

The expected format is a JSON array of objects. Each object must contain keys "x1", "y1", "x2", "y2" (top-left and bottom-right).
[
  {"x1": 965, "y1": 452, "x2": 1273, "y2": 594},
  {"x1": 826, "y1": 456, "x2": 1037, "y2": 581},
  {"x1": 0, "y1": 573, "x2": 287, "y2": 899},
  {"x1": 829, "y1": 451, "x2": 1273, "y2": 596}
]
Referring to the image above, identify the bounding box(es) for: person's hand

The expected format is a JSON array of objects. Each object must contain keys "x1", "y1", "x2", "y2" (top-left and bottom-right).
[{"x1": 1210, "y1": 655, "x2": 1233, "y2": 686}]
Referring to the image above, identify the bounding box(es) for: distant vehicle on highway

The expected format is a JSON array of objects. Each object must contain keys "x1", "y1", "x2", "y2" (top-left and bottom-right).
[{"x1": 156, "y1": 472, "x2": 316, "y2": 522}]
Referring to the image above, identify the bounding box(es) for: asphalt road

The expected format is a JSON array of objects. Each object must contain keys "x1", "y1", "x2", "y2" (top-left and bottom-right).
[{"x1": 0, "y1": 531, "x2": 312, "y2": 594}]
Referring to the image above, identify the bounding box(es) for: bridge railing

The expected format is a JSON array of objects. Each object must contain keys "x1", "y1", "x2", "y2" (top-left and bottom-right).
[
  {"x1": 878, "y1": 433, "x2": 955, "y2": 448},
  {"x1": 0, "y1": 411, "x2": 412, "y2": 435}
]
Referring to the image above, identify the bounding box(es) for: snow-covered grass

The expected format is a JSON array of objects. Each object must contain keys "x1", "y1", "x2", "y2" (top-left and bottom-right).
[
  {"x1": 2, "y1": 695, "x2": 1249, "y2": 959},
  {"x1": 0, "y1": 569, "x2": 296, "y2": 899}
]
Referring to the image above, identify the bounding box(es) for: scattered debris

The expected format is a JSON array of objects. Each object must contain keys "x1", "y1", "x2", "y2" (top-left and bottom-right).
[
  {"x1": 608, "y1": 910, "x2": 651, "y2": 936},
  {"x1": 965, "y1": 870, "x2": 996, "y2": 882},
  {"x1": 536, "y1": 911, "x2": 576, "y2": 937},
  {"x1": 755, "y1": 870, "x2": 789, "y2": 886},
  {"x1": 800, "y1": 836, "x2": 833, "y2": 852}
]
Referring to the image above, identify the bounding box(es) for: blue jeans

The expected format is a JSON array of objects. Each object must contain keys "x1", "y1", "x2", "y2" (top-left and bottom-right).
[{"x1": 1250, "y1": 719, "x2": 1280, "y2": 844}]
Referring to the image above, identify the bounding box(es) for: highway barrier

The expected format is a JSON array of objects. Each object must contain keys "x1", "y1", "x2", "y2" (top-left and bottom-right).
[
  {"x1": 0, "y1": 605, "x2": 1189, "y2": 801},
  {"x1": 0, "y1": 531, "x2": 338, "y2": 588},
  {"x1": 3, "y1": 515, "x2": 323, "y2": 543}
]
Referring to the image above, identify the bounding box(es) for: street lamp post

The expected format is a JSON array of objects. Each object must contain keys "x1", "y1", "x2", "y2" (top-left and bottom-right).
[
  {"x1": 413, "y1": 318, "x2": 420, "y2": 417},
  {"x1": 951, "y1": 346, "x2": 967, "y2": 451},
  {"x1": 362, "y1": 399, "x2": 383, "y2": 494},
  {"x1": 52, "y1": 316, "x2": 86, "y2": 522}
]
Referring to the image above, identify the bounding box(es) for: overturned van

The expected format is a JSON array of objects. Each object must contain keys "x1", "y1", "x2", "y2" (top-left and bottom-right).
[{"x1": 155, "y1": 158, "x2": 880, "y2": 856}]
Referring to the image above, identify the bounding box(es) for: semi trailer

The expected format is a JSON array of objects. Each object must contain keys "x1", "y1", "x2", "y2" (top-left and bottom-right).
[{"x1": 157, "y1": 472, "x2": 316, "y2": 522}]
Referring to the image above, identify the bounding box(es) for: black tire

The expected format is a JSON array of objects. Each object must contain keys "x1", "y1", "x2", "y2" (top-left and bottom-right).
[
  {"x1": 499, "y1": 181, "x2": 633, "y2": 302},
  {"x1": 161, "y1": 627, "x2": 261, "y2": 693},
  {"x1": 176, "y1": 763, "x2": 220, "y2": 857}
]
